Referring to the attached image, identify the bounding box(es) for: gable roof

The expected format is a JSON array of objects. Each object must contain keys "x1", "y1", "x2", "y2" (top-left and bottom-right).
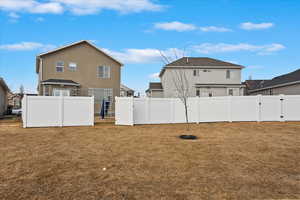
[
  {"x1": 36, "y1": 40, "x2": 123, "y2": 73},
  {"x1": 247, "y1": 69, "x2": 300, "y2": 91},
  {"x1": 244, "y1": 80, "x2": 269, "y2": 90},
  {"x1": 0, "y1": 78, "x2": 10, "y2": 92},
  {"x1": 160, "y1": 57, "x2": 244, "y2": 77},
  {"x1": 166, "y1": 57, "x2": 243, "y2": 67},
  {"x1": 145, "y1": 82, "x2": 163, "y2": 92},
  {"x1": 121, "y1": 84, "x2": 134, "y2": 92}
]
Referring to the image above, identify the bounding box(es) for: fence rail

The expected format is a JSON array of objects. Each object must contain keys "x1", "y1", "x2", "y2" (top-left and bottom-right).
[
  {"x1": 22, "y1": 95, "x2": 94, "y2": 128},
  {"x1": 115, "y1": 95, "x2": 300, "y2": 125}
]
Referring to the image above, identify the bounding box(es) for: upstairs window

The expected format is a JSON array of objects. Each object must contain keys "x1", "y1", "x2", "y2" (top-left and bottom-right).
[
  {"x1": 97, "y1": 66, "x2": 110, "y2": 78},
  {"x1": 69, "y1": 62, "x2": 77, "y2": 71},
  {"x1": 56, "y1": 61, "x2": 64, "y2": 72},
  {"x1": 226, "y1": 70, "x2": 231, "y2": 79},
  {"x1": 193, "y1": 69, "x2": 199, "y2": 76}
]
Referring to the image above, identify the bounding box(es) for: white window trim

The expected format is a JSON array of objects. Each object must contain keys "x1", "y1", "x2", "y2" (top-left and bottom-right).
[
  {"x1": 68, "y1": 62, "x2": 77, "y2": 71},
  {"x1": 97, "y1": 66, "x2": 111, "y2": 79},
  {"x1": 56, "y1": 61, "x2": 64, "y2": 72}
]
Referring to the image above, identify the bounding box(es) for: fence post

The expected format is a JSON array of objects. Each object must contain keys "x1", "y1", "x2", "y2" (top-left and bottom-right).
[
  {"x1": 60, "y1": 96, "x2": 64, "y2": 127},
  {"x1": 197, "y1": 96, "x2": 200, "y2": 124},
  {"x1": 279, "y1": 94, "x2": 285, "y2": 122},
  {"x1": 171, "y1": 98, "x2": 175, "y2": 123},
  {"x1": 22, "y1": 94, "x2": 27, "y2": 128},
  {"x1": 146, "y1": 97, "x2": 151, "y2": 124},
  {"x1": 257, "y1": 95, "x2": 262, "y2": 122},
  {"x1": 130, "y1": 96, "x2": 134, "y2": 126},
  {"x1": 91, "y1": 96, "x2": 94, "y2": 126},
  {"x1": 228, "y1": 96, "x2": 232, "y2": 122}
]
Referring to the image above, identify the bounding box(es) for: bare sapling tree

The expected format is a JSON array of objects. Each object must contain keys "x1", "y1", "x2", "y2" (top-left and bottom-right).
[
  {"x1": 159, "y1": 49, "x2": 191, "y2": 131},
  {"x1": 172, "y1": 69, "x2": 191, "y2": 130}
]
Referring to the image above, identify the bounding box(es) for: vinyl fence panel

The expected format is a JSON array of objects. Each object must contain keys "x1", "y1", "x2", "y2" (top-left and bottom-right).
[
  {"x1": 260, "y1": 96, "x2": 281, "y2": 121},
  {"x1": 282, "y1": 95, "x2": 300, "y2": 121},
  {"x1": 115, "y1": 97, "x2": 133, "y2": 125},
  {"x1": 198, "y1": 97, "x2": 229, "y2": 122},
  {"x1": 63, "y1": 97, "x2": 94, "y2": 126},
  {"x1": 115, "y1": 95, "x2": 300, "y2": 125},
  {"x1": 230, "y1": 96, "x2": 259, "y2": 122},
  {"x1": 22, "y1": 95, "x2": 94, "y2": 128}
]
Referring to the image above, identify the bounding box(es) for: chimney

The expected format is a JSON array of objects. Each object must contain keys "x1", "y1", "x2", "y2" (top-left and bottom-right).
[{"x1": 186, "y1": 57, "x2": 189, "y2": 64}]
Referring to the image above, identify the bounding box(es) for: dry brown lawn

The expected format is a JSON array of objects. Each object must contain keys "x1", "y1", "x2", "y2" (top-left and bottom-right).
[{"x1": 0, "y1": 120, "x2": 299, "y2": 200}]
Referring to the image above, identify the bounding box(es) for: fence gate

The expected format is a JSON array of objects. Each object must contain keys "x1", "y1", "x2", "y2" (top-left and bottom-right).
[{"x1": 22, "y1": 95, "x2": 94, "y2": 128}]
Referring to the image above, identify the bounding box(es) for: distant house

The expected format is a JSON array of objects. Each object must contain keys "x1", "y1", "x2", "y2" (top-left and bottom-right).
[
  {"x1": 146, "y1": 57, "x2": 245, "y2": 98},
  {"x1": 0, "y1": 78, "x2": 10, "y2": 116},
  {"x1": 146, "y1": 82, "x2": 164, "y2": 97},
  {"x1": 245, "y1": 69, "x2": 300, "y2": 95},
  {"x1": 7, "y1": 92, "x2": 22, "y2": 109},
  {"x1": 36, "y1": 40, "x2": 123, "y2": 114},
  {"x1": 120, "y1": 84, "x2": 134, "y2": 97}
]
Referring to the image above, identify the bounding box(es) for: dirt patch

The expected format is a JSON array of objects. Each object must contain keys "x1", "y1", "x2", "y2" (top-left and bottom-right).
[{"x1": 0, "y1": 121, "x2": 299, "y2": 200}]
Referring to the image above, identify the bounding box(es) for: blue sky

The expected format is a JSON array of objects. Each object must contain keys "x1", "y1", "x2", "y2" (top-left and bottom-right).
[{"x1": 1, "y1": 0, "x2": 300, "y2": 94}]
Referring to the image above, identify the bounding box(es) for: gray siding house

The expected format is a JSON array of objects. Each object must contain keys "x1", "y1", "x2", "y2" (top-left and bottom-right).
[
  {"x1": 0, "y1": 78, "x2": 10, "y2": 116},
  {"x1": 245, "y1": 69, "x2": 300, "y2": 95},
  {"x1": 146, "y1": 57, "x2": 245, "y2": 98}
]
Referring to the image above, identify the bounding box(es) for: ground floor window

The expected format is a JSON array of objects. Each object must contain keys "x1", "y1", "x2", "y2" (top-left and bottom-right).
[
  {"x1": 228, "y1": 89, "x2": 233, "y2": 96},
  {"x1": 53, "y1": 89, "x2": 70, "y2": 96}
]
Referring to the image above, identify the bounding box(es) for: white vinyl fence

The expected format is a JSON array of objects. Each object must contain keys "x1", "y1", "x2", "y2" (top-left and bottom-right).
[
  {"x1": 22, "y1": 95, "x2": 94, "y2": 128},
  {"x1": 115, "y1": 95, "x2": 300, "y2": 125}
]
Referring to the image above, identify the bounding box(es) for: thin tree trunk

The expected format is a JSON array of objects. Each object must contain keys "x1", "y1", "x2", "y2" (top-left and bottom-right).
[{"x1": 184, "y1": 102, "x2": 189, "y2": 131}]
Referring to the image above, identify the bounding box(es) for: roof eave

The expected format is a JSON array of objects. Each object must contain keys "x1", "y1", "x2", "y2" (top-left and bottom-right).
[
  {"x1": 37, "y1": 40, "x2": 124, "y2": 67},
  {"x1": 248, "y1": 80, "x2": 300, "y2": 92}
]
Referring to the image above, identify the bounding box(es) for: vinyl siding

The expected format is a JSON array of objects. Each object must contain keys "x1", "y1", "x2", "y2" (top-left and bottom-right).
[{"x1": 161, "y1": 67, "x2": 242, "y2": 98}]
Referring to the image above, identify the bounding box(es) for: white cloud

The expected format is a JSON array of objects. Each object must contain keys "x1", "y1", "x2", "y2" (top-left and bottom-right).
[
  {"x1": 8, "y1": 12, "x2": 19, "y2": 19},
  {"x1": 192, "y1": 43, "x2": 285, "y2": 55},
  {"x1": 0, "y1": 0, "x2": 163, "y2": 15},
  {"x1": 199, "y1": 26, "x2": 232, "y2": 32},
  {"x1": 55, "y1": 0, "x2": 163, "y2": 15},
  {"x1": 154, "y1": 21, "x2": 231, "y2": 32},
  {"x1": 0, "y1": 0, "x2": 63, "y2": 14},
  {"x1": 149, "y1": 73, "x2": 160, "y2": 79},
  {"x1": 102, "y1": 47, "x2": 184, "y2": 64},
  {"x1": 154, "y1": 21, "x2": 197, "y2": 32},
  {"x1": 240, "y1": 22, "x2": 274, "y2": 30},
  {"x1": 36, "y1": 17, "x2": 44, "y2": 22},
  {"x1": 0, "y1": 42, "x2": 55, "y2": 51}
]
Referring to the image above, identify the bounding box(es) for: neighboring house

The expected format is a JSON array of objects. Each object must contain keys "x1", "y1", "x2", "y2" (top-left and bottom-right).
[
  {"x1": 146, "y1": 57, "x2": 245, "y2": 98},
  {"x1": 245, "y1": 69, "x2": 300, "y2": 95},
  {"x1": 120, "y1": 84, "x2": 134, "y2": 97},
  {"x1": 0, "y1": 78, "x2": 10, "y2": 116},
  {"x1": 146, "y1": 82, "x2": 164, "y2": 97},
  {"x1": 7, "y1": 93, "x2": 37, "y2": 109},
  {"x1": 7, "y1": 92, "x2": 22, "y2": 109},
  {"x1": 36, "y1": 40, "x2": 123, "y2": 114}
]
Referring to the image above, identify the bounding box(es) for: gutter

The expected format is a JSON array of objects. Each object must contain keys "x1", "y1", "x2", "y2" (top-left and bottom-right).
[{"x1": 41, "y1": 82, "x2": 80, "y2": 86}]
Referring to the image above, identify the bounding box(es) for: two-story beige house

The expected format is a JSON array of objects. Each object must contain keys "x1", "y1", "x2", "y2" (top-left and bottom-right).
[
  {"x1": 146, "y1": 57, "x2": 245, "y2": 97},
  {"x1": 36, "y1": 40, "x2": 123, "y2": 114}
]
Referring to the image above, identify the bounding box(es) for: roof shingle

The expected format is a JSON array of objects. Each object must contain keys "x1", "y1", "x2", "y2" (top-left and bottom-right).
[{"x1": 166, "y1": 57, "x2": 243, "y2": 68}]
